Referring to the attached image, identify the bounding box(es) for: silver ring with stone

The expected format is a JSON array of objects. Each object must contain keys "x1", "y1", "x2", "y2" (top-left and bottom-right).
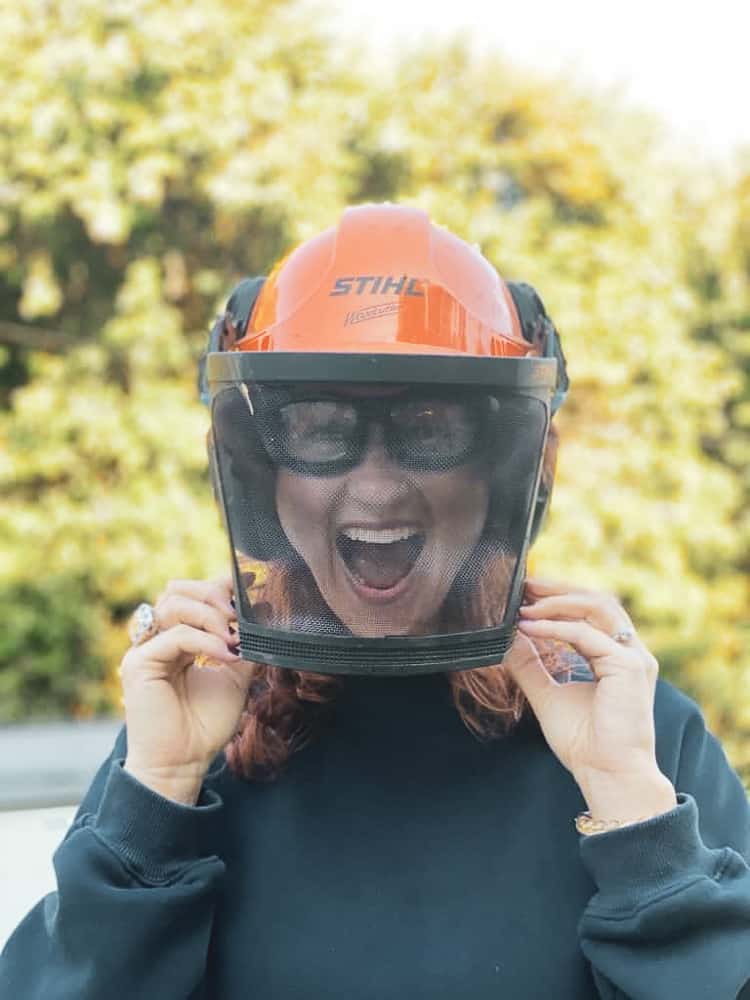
[
  {"x1": 611, "y1": 626, "x2": 636, "y2": 644},
  {"x1": 128, "y1": 602, "x2": 161, "y2": 647}
]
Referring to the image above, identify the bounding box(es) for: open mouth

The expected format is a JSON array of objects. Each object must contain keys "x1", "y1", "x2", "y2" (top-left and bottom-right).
[{"x1": 336, "y1": 525, "x2": 426, "y2": 592}]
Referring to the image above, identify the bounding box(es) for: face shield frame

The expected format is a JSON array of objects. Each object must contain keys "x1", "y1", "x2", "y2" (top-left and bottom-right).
[{"x1": 205, "y1": 351, "x2": 559, "y2": 677}]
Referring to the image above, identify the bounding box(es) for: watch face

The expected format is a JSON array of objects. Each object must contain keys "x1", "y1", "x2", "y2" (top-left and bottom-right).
[{"x1": 212, "y1": 379, "x2": 547, "y2": 650}]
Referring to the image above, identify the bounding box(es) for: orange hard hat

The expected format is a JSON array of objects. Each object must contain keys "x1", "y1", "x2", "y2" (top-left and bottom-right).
[
  {"x1": 200, "y1": 204, "x2": 571, "y2": 675},
  {"x1": 233, "y1": 204, "x2": 534, "y2": 358}
]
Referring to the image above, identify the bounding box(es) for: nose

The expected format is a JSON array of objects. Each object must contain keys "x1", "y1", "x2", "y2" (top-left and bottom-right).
[{"x1": 344, "y1": 422, "x2": 409, "y2": 503}]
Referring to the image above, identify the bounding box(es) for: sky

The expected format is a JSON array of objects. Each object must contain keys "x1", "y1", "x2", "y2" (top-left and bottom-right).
[{"x1": 324, "y1": 0, "x2": 749, "y2": 161}]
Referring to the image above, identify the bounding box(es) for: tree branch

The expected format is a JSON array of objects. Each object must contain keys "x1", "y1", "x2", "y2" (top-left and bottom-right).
[{"x1": 0, "y1": 320, "x2": 75, "y2": 352}]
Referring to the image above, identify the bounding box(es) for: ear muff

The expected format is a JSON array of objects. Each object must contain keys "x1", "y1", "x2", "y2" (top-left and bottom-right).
[
  {"x1": 506, "y1": 281, "x2": 569, "y2": 547},
  {"x1": 505, "y1": 280, "x2": 569, "y2": 416},
  {"x1": 200, "y1": 277, "x2": 267, "y2": 519},
  {"x1": 198, "y1": 276, "x2": 267, "y2": 407}
]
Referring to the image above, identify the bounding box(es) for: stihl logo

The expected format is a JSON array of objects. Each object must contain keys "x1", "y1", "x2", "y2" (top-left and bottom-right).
[{"x1": 330, "y1": 275, "x2": 425, "y2": 297}]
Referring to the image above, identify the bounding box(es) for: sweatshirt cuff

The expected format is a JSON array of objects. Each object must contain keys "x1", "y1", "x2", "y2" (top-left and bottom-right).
[
  {"x1": 91, "y1": 757, "x2": 224, "y2": 884},
  {"x1": 578, "y1": 792, "x2": 726, "y2": 913}
]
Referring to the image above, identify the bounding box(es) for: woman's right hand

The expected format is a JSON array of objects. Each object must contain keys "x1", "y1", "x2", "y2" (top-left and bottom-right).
[{"x1": 119, "y1": 573, "x2": 254, "y2": 802}]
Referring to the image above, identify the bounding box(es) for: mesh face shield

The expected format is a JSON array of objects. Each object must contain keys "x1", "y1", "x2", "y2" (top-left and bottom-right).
[{"x1": 206, "y1": 352, "x2": 557, "y2": 676}]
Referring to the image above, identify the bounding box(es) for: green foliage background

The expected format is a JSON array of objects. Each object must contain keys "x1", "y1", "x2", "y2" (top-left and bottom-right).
[{"x1": 1, "y1": 0, "x2": 748, "y2": 788}]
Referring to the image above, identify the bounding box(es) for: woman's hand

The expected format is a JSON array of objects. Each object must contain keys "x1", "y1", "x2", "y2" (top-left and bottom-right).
[
  {"x1": 119, "y1": 573, "x2": 254, "y2": 802},
  {"x1": 504, "y1": 577, "x2": 677, "y2": 824}
]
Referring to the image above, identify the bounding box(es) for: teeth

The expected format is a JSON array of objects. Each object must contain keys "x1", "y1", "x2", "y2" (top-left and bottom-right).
[{"x1": 340, "y1": 526, "x2": 419, "y2": 544}]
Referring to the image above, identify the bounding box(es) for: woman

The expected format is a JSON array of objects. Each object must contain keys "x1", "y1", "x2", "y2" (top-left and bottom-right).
[{"x1": 2, "y1": 204, "x2": 748, "y2": 999}]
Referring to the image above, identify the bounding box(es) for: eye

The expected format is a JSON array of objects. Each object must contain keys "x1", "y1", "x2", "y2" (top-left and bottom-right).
[
  {"x1": 280, "y1": 401, "x2": 357, "y2": 461},
  {"x1": 391, "y1": 399, "x2": 477, "y2": 454}
]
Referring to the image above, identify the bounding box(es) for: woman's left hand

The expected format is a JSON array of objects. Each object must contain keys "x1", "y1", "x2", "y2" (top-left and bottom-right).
[{"x1": 504, "y1": 577, "x2": 678, "y2": 823}]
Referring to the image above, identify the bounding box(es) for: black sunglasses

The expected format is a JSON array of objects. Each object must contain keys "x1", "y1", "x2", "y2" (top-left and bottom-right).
[{"x1": 247, "y1": 386, "x2": 502, "y2": 476}]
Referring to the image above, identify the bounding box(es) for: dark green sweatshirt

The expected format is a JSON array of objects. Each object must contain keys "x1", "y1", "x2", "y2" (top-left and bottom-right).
[{"x1": 2, "y1": 671, "x2": 749, "y2": 999}]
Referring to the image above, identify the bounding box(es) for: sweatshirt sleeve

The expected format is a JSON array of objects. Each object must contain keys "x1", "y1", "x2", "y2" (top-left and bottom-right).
[
  {"x1": 576, "y1": 695, "x2": 750, "y2": 1000},
  {"x1": 0, "y1": 724, "x2": 227, "y2": 1000}
]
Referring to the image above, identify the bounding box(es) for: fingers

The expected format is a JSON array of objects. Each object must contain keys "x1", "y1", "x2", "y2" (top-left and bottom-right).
[
  {"x1": 503, "y1": 632, "x2": 558, "y2": 710},
  {"x1": 520, "y1": 593, "x2": 633, "y2": 630},
  {"x1": 155, "y1": 593, "x2": 236, "y2": 644},
  {"x1": 157, "y1": 577, "x2": 236, "y2": 619},
  {"x1": 519, "y1": 592, "x2": 649, "y2": 661},
  {"x1": 518, "y1": 616, "x2": 633, "y2": 658},
  {"x1": 516, "y1": 584, "x2": 659, "y2": 710},
  {"x1": 120, "y1": 622, "x2": 242, "y2": 682},
  {"x1": 121, "y1": 576, "x2": 247, "y2": 682}
]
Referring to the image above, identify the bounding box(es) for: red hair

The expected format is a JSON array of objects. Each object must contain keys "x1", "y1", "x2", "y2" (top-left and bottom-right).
[{"x1": 224, "y1": 424, "x2": 574, "y2": 781}]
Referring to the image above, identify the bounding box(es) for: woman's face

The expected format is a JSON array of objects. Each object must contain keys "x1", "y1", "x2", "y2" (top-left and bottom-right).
[{"x1": 275, "y1": 390, "x2": 489, "y2": 637}]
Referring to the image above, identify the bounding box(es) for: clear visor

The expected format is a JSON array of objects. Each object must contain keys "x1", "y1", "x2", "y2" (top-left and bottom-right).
[{"x1": 211, "y1": 380, "x2": 547, "y2": 649}]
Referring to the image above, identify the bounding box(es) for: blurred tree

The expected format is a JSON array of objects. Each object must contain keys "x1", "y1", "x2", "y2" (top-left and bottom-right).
[
  {"x1": 667, "y1": 162, "x2": 750, "y2": 773},
  {"x1": 0, "y1": 6, "x2": 747, "y2": 788},
  {"x1": 354, "y1": 44, "x2": 749, "y2": 784},
  {"x1": 0, "y1": 0, "x2": 364, "y2": 718}
]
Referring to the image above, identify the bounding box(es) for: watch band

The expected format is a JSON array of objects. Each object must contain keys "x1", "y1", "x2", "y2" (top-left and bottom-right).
[{"x1": 574, "y1": 811, "x2": 653, "y2": 836}]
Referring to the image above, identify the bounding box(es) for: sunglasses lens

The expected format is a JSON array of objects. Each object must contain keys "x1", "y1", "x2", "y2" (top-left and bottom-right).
[
  {"x1": 389, "y1": 398, "x2": 478, "y2": 465},
  {"x1": 279, "y1": 400, "x2": 358, "y2": 464}
]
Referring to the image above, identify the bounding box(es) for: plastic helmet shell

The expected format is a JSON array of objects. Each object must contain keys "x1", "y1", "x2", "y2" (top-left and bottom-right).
[{"x1": 235, "y1": 204, "x2": 531, "y2": 358}]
